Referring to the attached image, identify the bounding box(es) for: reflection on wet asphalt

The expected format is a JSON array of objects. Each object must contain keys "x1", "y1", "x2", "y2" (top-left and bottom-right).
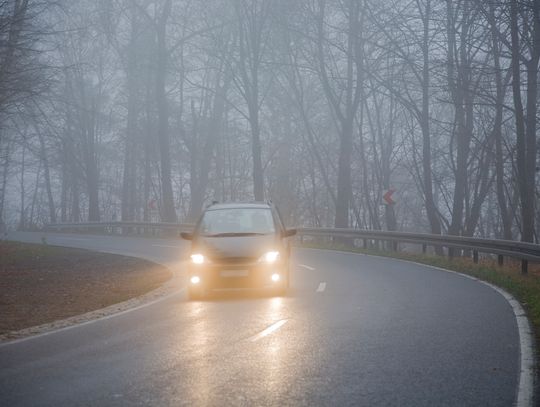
[{"x1": 0, "y1": 232, "x2": 520, "y2": 406}]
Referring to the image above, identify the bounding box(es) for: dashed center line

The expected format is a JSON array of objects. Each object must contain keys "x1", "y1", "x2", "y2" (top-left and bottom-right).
[
  {"x1": 316, "y1": 282, "x2": 326, "y2": 292},
  {"x1": 249, "y1": 319, "x2": 288, "y2": 342},
  {"x1": 299, "y1": 264, "x2": 315, "y2": 270}
]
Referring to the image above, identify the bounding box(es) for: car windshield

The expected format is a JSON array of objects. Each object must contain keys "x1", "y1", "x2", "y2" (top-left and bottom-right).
[{"x1": 198, "y1": 208, "x2": 275, "y2": 236}]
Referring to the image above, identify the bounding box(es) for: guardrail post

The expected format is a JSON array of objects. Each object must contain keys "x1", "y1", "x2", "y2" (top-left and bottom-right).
[
  {"x1": 497, "y1": 255, "x2": 504, "y2": 266},
  {"x1": 472, "y1": 250, "x2": 478, "y2": 264},
  {"x1": 521, "y1": 260, "x2": 528, "y2": 275}
]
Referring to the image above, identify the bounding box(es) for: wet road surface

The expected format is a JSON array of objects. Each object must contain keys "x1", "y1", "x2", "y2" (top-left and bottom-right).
[{"x1": 0, "y1": 232, "x2": 521, "y2": 406}]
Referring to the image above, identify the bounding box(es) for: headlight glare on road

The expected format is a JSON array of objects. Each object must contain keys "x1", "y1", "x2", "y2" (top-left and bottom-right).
[
  {"x1": 190, "y1": 275, "x2": 201, "y2": 284},
  {"x1": 190, "y1": 254, "x2": 205, "y2": 264},
  {"x1": 259, "y1": 251, "x2": 280, "y2": 264}
]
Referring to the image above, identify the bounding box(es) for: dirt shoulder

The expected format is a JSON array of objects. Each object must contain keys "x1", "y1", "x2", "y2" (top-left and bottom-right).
[{"x1": 0, "y1": 241, "x2": 172, "y2": 335}]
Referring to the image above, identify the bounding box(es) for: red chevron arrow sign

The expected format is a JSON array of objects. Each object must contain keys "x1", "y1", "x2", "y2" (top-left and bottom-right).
[{"x1": 383, "y1": 189, "x2": 396, "y2": 205}]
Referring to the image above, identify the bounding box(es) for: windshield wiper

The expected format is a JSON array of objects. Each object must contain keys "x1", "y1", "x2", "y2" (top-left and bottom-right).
[{"x1": 205, "y1": 232, "x2": 267, "y2": 237}]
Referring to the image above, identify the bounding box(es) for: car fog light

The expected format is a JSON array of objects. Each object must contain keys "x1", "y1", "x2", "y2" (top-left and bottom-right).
[
  {"x1": 191, "y1": 276, "x2": 201, "y2": 284},
  {"x1": 271, "y1": 273, "x2": 280, "y2": 282}
]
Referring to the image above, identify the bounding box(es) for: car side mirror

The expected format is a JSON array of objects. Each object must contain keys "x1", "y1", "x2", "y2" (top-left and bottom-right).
[
  {"x1": 180, "y1": 232, "x2": 193, "y2": 240},
  {"x1": 283, "y1": 228, "x2": 297, "y2": 238}
]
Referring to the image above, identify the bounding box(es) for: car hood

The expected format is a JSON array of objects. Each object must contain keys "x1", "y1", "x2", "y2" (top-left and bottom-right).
[{"x1": 194, "y1": 234, "x2": 277, "y2": 260}]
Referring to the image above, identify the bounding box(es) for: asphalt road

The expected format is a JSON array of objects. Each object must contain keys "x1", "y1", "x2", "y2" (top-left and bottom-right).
[{"x1": 0, "y1": 232, "x2": 523, "y2": 406}]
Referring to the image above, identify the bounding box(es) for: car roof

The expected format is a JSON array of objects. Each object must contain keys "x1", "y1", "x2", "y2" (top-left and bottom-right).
[{"x1": 205, "y1": 202, "x2": 271, "y2": 211}]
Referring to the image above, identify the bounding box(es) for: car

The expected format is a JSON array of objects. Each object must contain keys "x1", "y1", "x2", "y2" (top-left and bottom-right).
[{"x1": 180, "y1": 202, "x2": 297, "y2": 300}]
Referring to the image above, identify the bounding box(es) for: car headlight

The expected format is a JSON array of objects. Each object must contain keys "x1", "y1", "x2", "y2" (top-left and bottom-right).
[
  {"x1": 259, "y1": 251, "x2": 280, "y2": 264},
  {"x1": 190, "y1": 254, "x2": 205, "y2": 264}
]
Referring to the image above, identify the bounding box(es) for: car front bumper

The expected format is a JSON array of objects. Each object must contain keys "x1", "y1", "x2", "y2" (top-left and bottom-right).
[{"x1": 188, "y1": 260, "x2": 286, "y2": 290}]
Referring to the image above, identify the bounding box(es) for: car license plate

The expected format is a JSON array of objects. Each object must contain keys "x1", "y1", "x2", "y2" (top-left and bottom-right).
[{"x1": 220, "y1": 270, "x2": 248, "y2": 277}]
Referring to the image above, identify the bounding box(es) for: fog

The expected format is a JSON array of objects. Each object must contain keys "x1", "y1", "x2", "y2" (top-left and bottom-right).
[{"x1": 0, "y1": 0, "x2": 538, "y2": 242}]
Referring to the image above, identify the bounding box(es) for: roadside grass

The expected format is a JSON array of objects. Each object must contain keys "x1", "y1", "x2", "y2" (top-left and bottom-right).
[
  {"x1": 0, "y1": 240, "x2": 171, "y2": 336},
  {"x1": 0, "y1": 240, "x2": 60, "y2": 264},
  {"x1": 297, "y1": 241, "x2": 540, "y2": 345}
]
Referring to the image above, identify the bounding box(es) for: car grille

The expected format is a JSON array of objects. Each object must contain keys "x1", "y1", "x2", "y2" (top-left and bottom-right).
[{"x1": 212, "y1": 257, "x2": 256, "y2": 265}]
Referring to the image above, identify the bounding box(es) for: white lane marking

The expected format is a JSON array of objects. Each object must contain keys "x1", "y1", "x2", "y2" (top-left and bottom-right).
[
  {"x1": 152, "y1": 244, "x2": 180, "y2": 248},
  {"x1": 316, "y1": 282, "x2": 326, "y2": 292},
  {"x1": 249, "y1": 319, "x2": 288, "y2": 342},
  {"x1": 299, "y1": 264, "x2": 315, "y2": 270}
]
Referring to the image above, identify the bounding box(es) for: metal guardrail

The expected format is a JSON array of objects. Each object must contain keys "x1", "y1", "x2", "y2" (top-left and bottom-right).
[
  {"x1": 45, "y1": 221, "x2": 194, "y2": 233},
  {"x1": 296, "y1": 227, "x2": 540, "y2": 273},
  {"x1": 44, "y1": 222, "x2": 540, "y2": 273}
]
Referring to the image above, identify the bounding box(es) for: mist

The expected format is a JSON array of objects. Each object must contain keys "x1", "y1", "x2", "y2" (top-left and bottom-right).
[{"x1": 0, "y1": 0, "x2": 538, "y2": 242}]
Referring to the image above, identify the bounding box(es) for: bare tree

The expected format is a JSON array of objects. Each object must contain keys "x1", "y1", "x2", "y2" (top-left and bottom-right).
[
  {"x1": 231, "y1": 0, "x2": 274, "y2": 201},
  {"x1": 510, "y1": 0, "x2": 540, "y2": 243},
  {"x1": 312, "y1": 0, "x2": 364, "y2": 228}
]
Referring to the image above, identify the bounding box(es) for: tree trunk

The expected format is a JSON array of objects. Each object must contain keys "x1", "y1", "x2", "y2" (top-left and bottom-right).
[
  {"x1": 446, "y1": 1, "x2": 473, "y2": 237},
  {"x1": 188, "y1": 73, "x2": 229, "y2": 220},
  {"x1": 524, "y1": 0, "x2": 540, "y2": 242},
  {"x1": 143, "y1": 78, "x2": 153, "y2": 223},
  {"x1": 0, "y1": 140, "x2": 10, "y2": 228},
  {"x1": 488, "y1": 2, "x2": 512, "y2": 239},
  {"x1": 121, "y1": 12, "x2": 139, "y2": 222},
  {"x1": 83, "y1": 115, "x2": 100, "y2": 221},
  {"x1": 249, "y1": 103, "x2": 264, "y2": 201},
  {"x1": 29, "y1": 160, "x2": 41, "y2": 227},
  {"x1": 37, "y1": 129, "x2": 56, "y2": 223},
  {"x1": 420, "y1": 0, "x2": 441, "y2": 237},
  {"x1": 315, "y1": 0, "x2": 363, "y2": 229},
  {"x1": 155, "y1": 0, "x2": 176, "y2": 222},
  {"x1": 510, "y1": 0, "x2": 539, "y2": 243},
  {"x1": 334, "y1": 115, "x2": 354, "y2": 228},
  {"x1": 68, "y1": 131, "x2": 80, "y2": 223},
  {"x1": 235, "y1": 1, "x2": 268, "y2": 201},
  {"x1": 18, "y1": 144, "x2": 25, "y2": 229}
]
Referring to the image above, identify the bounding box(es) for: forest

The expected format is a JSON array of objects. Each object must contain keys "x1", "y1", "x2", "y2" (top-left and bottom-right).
[{"x1": 0, "y1": 0, "x2": 538, "y2": 243}]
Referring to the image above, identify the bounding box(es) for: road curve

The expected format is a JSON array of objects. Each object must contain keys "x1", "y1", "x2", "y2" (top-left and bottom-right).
[{"x1": 0, "y1": 232, "x2": 526, "y2": 406}]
